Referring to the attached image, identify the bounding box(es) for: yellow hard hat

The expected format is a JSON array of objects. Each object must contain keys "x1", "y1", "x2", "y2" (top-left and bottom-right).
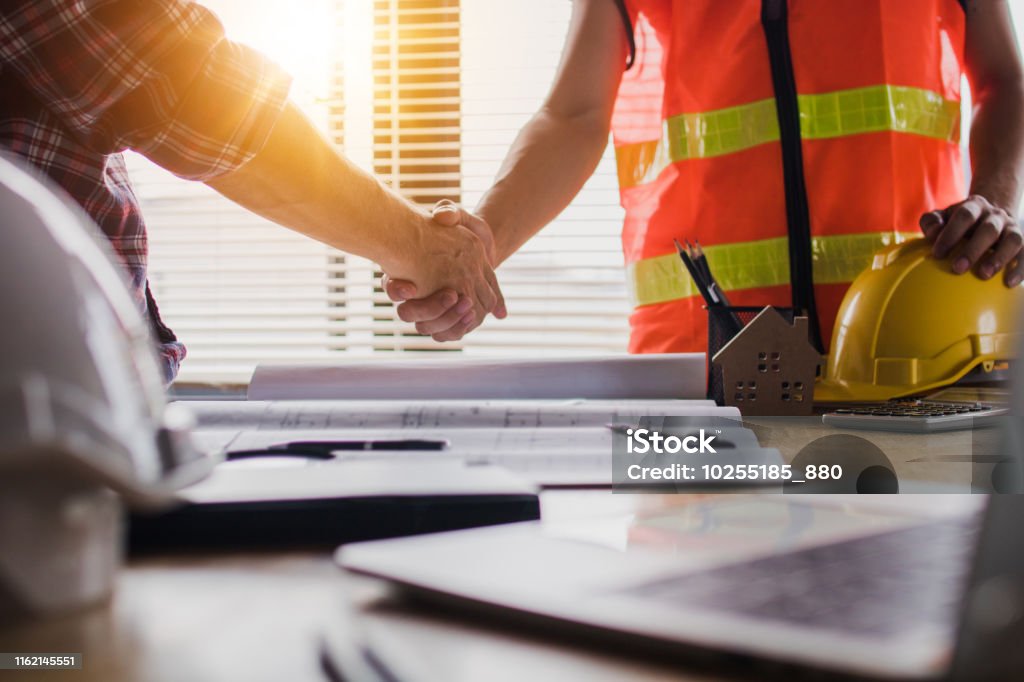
[{"x1": 815, "y1": 238, "x2": 1023, "y2": 402}]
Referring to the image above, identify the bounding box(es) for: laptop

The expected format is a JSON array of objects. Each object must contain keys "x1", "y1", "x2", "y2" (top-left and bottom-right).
[
  {"x1": 337, "y1": 492, "x2": 1023, "y2": 680},
  {"x1": 337, "y1": 376, "x2": 1024, "y2": 682},
  {"x1": 336, "y1": 317, "x2": 1024, "y2": 679}
]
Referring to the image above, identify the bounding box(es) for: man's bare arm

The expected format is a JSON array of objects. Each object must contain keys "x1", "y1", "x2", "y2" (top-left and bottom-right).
[
  {"x1": 207, "y1": 102, "x2": 504, "y2": 324},
  {"x1": 384, "y1": 0, "x2": 629, "y2": 339},
  {"x1": 476, "y1": 0, "x2": 629, "y2": 263},
  {"x1": 922, "y1": 0, "x2": 1024, "y2": 286}
]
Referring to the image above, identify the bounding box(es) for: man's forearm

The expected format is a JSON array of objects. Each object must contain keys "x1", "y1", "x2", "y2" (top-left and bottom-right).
[
  {"x1": 969, "y1": 79, "x2": 1024, "y2": 211},
  {"x1": 206, "y1": 101, "x2": 504, "y2": 320},
  {"x1": 475, "y1": 107, "x2": 612, "y2": 264},
  {"x1": 207, "y1": 102, "x2": 424, "y2": 273}
]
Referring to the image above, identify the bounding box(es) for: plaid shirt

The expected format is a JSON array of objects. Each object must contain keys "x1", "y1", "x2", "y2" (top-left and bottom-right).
[{"x1": 0, "y1": 0, "x2": 291, "y2": 382}]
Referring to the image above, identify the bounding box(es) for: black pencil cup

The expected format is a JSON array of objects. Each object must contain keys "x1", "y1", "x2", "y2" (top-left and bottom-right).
[{"x1": 706, "y1": 306, "x2": 796, "y2": 405}]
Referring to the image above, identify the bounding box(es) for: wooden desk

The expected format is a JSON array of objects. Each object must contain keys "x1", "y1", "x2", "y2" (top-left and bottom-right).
[
  {"x1": 0, "y1": 490, "x2": 753, "y2": 682},
  {"x1": 0, "y1": 552, "x2": 341, "y2": 682},
  {"x1": 0, "y1": 421, "x2": 992, "y2": 681}
]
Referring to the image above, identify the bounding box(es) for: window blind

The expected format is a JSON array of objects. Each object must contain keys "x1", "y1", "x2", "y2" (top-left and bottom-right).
[
  {"x1": 131, "y1": 0, "x2": 630, "y2": 384},
  {"x1": 367, "y1": 0, "x2": 464, "y2": 351},
  {"x1": 458, "y1": 0, "x2": 629, "y2": 355}
]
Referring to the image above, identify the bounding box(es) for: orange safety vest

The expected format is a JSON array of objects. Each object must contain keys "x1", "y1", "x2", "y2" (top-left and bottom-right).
[{"x1": 613, "y1": 0, "x2": 966, "y2": 354}]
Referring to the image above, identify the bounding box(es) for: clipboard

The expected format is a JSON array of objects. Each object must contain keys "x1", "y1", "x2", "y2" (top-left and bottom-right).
[{"x1": 128, "y1": 459, "x2": 539, "y2": 552}]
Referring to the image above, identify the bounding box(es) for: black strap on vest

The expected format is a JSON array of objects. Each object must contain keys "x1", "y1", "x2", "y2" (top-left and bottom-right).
[{"x1": 760, "y1": 0, "x2": 824, "y2": 353}]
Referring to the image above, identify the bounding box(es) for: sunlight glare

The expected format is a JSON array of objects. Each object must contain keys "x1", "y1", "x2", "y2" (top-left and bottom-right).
[{"x1": 204, "y1": 0, "x2": 335, "y2": 104}]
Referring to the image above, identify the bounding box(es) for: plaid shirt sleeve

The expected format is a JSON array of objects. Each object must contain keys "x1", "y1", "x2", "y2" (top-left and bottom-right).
[{"x1": 0, "y1": 0, "x2": 291, "y2": 181}]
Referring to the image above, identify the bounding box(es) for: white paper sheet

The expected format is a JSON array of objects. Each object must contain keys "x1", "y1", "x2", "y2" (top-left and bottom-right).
[
  {"x1": 180, "y1": 460, "x2": 537, "y2": 504},
  {"x1": 188, "y1": 429, "x2": 243, "y2": 456},
  {"x1": 181, "y1": 398, "x2": 744, "y2": 487},
  {"x1": 217, "y1": 423, "x2": 776, "y2": 488},
  {"x1": 182, "y1": 399, "x2": 737, "y2": 430},
  {"x1": 246, "y1": 354, "x2": 706, "y2": 400},
  {"x1": 221, "y1": 427, "x2": 614, "y2": 487}
]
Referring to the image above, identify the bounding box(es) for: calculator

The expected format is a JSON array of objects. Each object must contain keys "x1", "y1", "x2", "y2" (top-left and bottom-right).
[{"x1": 821, "y1": 392, "x2": 1008, "y2": 433}]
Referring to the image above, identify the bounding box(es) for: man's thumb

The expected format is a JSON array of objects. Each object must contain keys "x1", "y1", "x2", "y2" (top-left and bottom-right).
[{"x1": 431, "y1": 204, "x2": 460, "y2": 226}]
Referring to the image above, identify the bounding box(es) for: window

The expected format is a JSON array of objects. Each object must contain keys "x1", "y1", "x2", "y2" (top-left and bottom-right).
[
  {"x1": 129, "y1": 0, "x2": 628, "y2": 383},
  {"x1": 369, "y1": 0, "x2": 464, "y2": 351}
]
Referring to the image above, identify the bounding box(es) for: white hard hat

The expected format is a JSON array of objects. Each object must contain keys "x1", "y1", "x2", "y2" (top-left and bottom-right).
[{"x1": 0, "y1": 154, "x2": 212, "y2": 621}]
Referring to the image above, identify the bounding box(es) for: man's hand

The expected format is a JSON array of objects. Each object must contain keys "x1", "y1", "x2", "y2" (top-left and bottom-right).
[
  {"x1": 919, "y1": 194, "x2": 1023, "y2": 287},
  {"x1": 383, "y1": 201, "x2": 507, "y2": 342}
]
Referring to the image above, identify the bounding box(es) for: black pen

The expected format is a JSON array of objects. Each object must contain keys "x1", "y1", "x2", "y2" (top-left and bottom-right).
[
  {"x1": 321, "y1": 439, "x2": 448, "y2": 451},
  {"x1": 226, "y1": 439, "x2": 450, "y2": 461}
]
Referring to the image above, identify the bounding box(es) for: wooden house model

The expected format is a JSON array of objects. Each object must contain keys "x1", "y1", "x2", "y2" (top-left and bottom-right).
[{"x1": 711, "y1": 307, "x2": 822, "y2": 416}]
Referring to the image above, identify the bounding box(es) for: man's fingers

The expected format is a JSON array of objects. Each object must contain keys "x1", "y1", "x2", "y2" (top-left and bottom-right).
[
  {"x1": 978, "y1": 223, "x2": 1022, "y2": 280},
  {"x1": 474, "y1": 280, "x2": 498, "y2": 318},
  {"x1": 933, "y1": 196, "x2": 986, "y2": 259},
  {"x1": 484, "y1": 267, "x2": 507, "y2": 319},
  {"x1": 414, "y1": 295, "x2": 474, "y2": 335},
  {"x1": 919, "y1": 210, "x2": 945, "y2": 240},
  {"x1": 1005, "y1": 255, "x2": 1024, "y2": 288},
  {"x1": 431, "y1": 201, "x2": 497, "y2": 264},
  {"x1": 394, "y1": 288, "x2": 459, "y2": 323},
  {"x1": 924, "y1": 197, "x2": 1022, "y2": 284},
  {"x1": 417, "y1": 204, "x2": 499, "y2": 339},
  {"x1": 432, "y1": 310, "x2": 477, "y2": 343},
  {"x1": 458, "y1": 212, "x2": 497, "y2": 264},
  {"x1": 957, "y1": 213, "x2": 1007, "y2": 274},
  {"x1": 431, "y1": 202, "x2": 461, "y2": 227},
  {"x1": 383, "y1": 275, "x2": 417, "y2": 302}
]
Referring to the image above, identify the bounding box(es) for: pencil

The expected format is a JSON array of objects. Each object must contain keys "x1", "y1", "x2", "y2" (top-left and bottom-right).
[
  {"x1": 693, "y1": 239, "x2": 734, "y2": 308},
  {"x1": 687, "y1": 238, "x2": 742, "y2": 337},
  {"x1": 674, "y1": 239, "x2": 719, "y2": 306},
  {"x1": 692, "y1": 239, "x2": 713, "y2": 283},
  {"x1": 684, "y1": 239, "x2": 716, "y2": 299}
]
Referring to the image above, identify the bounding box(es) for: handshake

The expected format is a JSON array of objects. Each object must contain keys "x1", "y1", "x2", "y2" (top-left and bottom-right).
[{"x1": 381, "y1": 199, "x2": 507, "y2": 342}]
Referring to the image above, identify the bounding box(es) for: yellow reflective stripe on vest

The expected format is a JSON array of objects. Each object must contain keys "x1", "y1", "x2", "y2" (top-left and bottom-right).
[
  {"x1": 616, "y1": 85, "x2": 960, "y2": 189},
  {"x1": 799, "y1": 85, "x2": 960, "y2": 141},
  {"x1": 627, "y1": 231, "x2": 921, "y2": 308},
  {"x1": 616, "y1": 100, "x2": 781, "y2": 187}
]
